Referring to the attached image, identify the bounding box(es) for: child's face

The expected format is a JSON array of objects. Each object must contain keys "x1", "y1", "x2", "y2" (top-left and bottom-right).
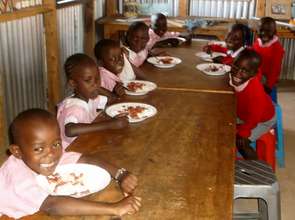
[
  {"x1": 128, "y1": 29, "x2": 149, "y2": 52},
  {"x1": 152, "y1": 17, "x2": 167, "y2": 37},
  {"x1": 225, "y1": 30, "x2": 243, "y2": 51},
  {"x1": 10, "y1": 119, "x2": 63, "y2": 176},
  {"x1": 102, "y1": 47, "x2": 124, "y2": 75},
  {"x1": 259, "y1": 22, "x2": 276, "y2": 44},
  {"x1": 230, "y1": 59, "x2": 255, "y2": 86},
  {"x1": 70, "y1": 64, "x2": 101, "y2": 101}
]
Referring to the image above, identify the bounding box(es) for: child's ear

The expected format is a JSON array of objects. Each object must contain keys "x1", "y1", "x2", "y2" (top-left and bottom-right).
[
  {"x1": 68, "y1": 79, "x2": 77, "y2": 88},
  {"x1": 9, "y1": 144, "x2": 22, "y2": 159}
]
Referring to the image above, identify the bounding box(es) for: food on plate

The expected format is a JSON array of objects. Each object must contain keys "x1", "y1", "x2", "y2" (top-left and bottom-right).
[
  {"x1": 118, "y1": 106, "x2": 147, "y2": 119},
  {"x1": 46, "y1": 172, "x2": 84, "y2": 193},
  {"x1": 158, "y1": 57, "x2": 173, "y2": 64},
  {"x1": 127, "y1": 82, "x2": 144, "y2": 92},
  {"x1": 204, "y1": 64, "x2": 223, "y2": 72}
]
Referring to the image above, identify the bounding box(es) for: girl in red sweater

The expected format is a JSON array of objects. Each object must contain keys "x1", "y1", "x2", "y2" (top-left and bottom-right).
[
  {"x1": 203, "y1": 23, "x2": 252, "y2": 65},
  {"x1": 230, "y1": 49, "x2": 276, "y2": 159},
  {"x1": 253, "y1": 17, "x2": 285, "y2": 94}
]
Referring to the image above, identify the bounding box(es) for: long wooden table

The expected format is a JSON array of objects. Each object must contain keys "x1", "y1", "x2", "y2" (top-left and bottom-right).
[{"x1": 142, "y1": 41, "x2": 233, "y2": 94}]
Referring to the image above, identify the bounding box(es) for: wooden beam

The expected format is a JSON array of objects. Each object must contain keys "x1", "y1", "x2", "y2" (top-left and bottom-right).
[
  {"x1": 256, "y1": 0, "x2": 266, "y2": 17},
  {"x1": 0, "y1": 6, "x2": 51, "y2": 23},
  {"x1": 179, "y1": 0, "x2": 188, "y2": 17},
  {"x1": 84, "y1": 0, "x2": 95, "y2": 56},
  {"x1": 106, "y1": 0, "x2": 117, "y2": 16},
  {"x1": 43, "y1": 0, "x2": 61, "y2": 112}
]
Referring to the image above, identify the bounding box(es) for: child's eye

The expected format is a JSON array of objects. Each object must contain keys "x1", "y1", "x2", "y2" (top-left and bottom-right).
[
  {"x1": 34, "y1": 146, "x2": 44, "y2": 153},
  {"x1": 52, "y1": 142, "x2": 61, "y2": 149}
]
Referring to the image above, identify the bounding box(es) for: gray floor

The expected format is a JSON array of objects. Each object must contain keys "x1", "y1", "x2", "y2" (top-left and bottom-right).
[{"x1": 0, "y1": 81, "x2": 294, "y2": 219}]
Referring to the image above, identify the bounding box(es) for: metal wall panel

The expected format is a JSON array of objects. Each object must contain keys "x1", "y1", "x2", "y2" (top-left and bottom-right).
[
  {"x1": 189, "y1": 0, "x2": 256, "y2": 19},
  {"x1": 281, "y1": 38, "x2": 295, "y2": 80},
  {"x1": 57, "y1": 4, "x2": 84, "y2": 96},
  {"x1": 0, "y1": 15, "x2": 46, "y2": 126}
]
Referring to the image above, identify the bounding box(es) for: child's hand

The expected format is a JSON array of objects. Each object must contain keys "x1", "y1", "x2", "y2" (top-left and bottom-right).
[
  {"x1": 113, "y1": 196, "x2": 142, "y2": 216},
  {"x1": 203, "y1": 45, "x2": 212, "y2": 54},
  {"x1": 263, "y1": 85, "x2": 272, "y2": 94},
  {"x1": 150, "y1": 48, "x2": 169, "y2": 57},
  {"x1": 114, "y1": 82, "x2": 126, "y2": 97},
  {"x1": 112, "y1": 116, "x2": 129, "y2": 129},
  {"x1": 212, "y1": 56, "x2": 224, "y2": 63},
  {"x1": 120, "y1": 173, "x2": 138, "y2": 195}
]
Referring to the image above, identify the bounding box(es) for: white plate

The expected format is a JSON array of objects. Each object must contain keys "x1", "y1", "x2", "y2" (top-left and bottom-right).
[
  {"x1": 123, "y1": 80, "x2": 157, "y2": 96},
  {"x1": 147, "y1": 56, "x2": 182, "y2": 68},
  {"x1": 196, "y1": 63, "x2": 231, "y2": 76},
  {"x1": 195, "y1": 51, "x2": 226, "y2": 62},
  {"x1": 207, "y1": 41, "x2": 226, "y2": 47},
  {"x1": 105, "y1": 102, "x2": 157, "y2": 123},
  {"x1": 36, "y1": 164, "x2": 111, "y2": 198}
]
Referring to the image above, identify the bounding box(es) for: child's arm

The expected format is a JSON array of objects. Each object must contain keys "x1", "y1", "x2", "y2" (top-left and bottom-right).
[
  {"x1": 98, "y1": 87, "x2": 119, "y2": 104},
  {"x1": 203, "y1": 44, "x2": 228, "y2": 54},
  {"x1": 78, "y1": 153, "x2": 138, "y2": 194},
  {"x1": 40, "y1": 195, "x2": 141, "y2": 216},
  {"x1": 65, "y1": 116, "x2": 128, "y2": 137},
  {"x1": 132, "y1": 63, "x2": 148, "y2": 80}
]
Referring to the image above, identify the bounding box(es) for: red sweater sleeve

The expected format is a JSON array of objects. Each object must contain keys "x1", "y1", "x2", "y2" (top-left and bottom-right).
[
  {"x1": 221, "y1": 56, "x2": 234, "y2": 65},
  {"x1": 266, "y1": 44, "x2": 284, "y2": 89},
  {"x1": 209, "y1": 44, "x2": 228, "y2": 53}
]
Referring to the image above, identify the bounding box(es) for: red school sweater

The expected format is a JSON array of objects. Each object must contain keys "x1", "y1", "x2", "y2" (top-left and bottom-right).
[
  {"x1": 207, "y1": 44, "x2": 234, "y2": 65},
  {"x1": 236, "y1": 76, "x2": 275, "y2": 138},
  {"x1": 252, "y1": 37, "x2": 285, "y2": 89}
]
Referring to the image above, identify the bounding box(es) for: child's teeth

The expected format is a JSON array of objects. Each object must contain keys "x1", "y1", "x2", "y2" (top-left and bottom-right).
[{"x1": 40, "y1": 162, "x2": 55, "y2": 168}]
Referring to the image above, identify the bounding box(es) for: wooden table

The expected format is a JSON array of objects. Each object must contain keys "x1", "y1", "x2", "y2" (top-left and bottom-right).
[
  {"x1": 142, "y1": 41, "x2": 233, "y2": 94},
  {"x1": 97, "y1": 16, "x2": 295, "y2": 40},
  {"x1": 1, "y1": 90, "x2": 236, "y2": 220}
]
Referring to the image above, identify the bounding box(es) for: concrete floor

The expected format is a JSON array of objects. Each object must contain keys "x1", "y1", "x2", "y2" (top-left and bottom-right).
[{"x1": 0, "y1": 81, "x2": 294, "y2": 219}]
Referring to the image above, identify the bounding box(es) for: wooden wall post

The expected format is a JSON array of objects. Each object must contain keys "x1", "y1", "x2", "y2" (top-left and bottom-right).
[
  {"x1": 256, "y1": 0, "x2": 266, "y2": 17},
  {"x1": 106, "y1": 0, "x2": 117, "y2": 16},
  {"x1": 43, "y1": 0, "x2": 61, "y2": 112},
  {"x1": 179, "y1": 0, "x2": 188, "y2": 17},
  {"x1": 84, "y1": 0, "x2": 95, "y2": 56}
]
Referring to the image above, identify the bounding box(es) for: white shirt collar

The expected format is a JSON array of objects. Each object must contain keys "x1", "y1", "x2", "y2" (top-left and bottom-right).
[
  {"x1": 229, "y1": 74, "x2": 250, "y2": 92},
  {"x1": 258, "y1": 35, "x2": 279, "y2": 48}
]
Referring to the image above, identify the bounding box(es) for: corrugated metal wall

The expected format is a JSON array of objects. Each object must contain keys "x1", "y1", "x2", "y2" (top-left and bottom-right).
[
  {"x1": 281, "y1": 38, "x2": 295, "y2": 80},
  {"x1": 189, "y1": 0, "x2": 256, "y2": 19},
  {"x1": 57, "y1": 4, "x2": 84, "y2": 96},
  {"x1": 0, "y1": 15, "x2": 46, "y2": 125}
]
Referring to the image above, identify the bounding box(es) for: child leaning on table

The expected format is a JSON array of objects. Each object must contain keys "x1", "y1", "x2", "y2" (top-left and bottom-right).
[
  {"x1": 203, "y1": 23, "x2": 252, "y2": 65},
  {"x1": 94, "y1": 39, "x2": 146, "y2": 97},
  {"x1": 252, "y1": 17, "x2": 285, "y2": 94},
  {"x1": 57, "y1": 53, "x2": 128, "y2": 149},
  {"x1": 229, "y1": 49, "x2": 276, "y2": 160},
  {"x1": 146, "y1": 13, "x2": 191, "y2": 50},
  {"x1": 0, "y1": 109, "x2": 141, "y2": 219}
]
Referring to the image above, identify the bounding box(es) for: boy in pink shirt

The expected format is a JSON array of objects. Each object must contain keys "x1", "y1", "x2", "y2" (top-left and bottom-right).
[
  {"x1": 94, "y1": 39, "x2": 147, "y2": 97},
  {"x1": 57, "y1": 54, "x2": 128, "y2": 149},
  {"x1": 147, "y1": 13, "x2": 191, "y2": 50},
  {"x1": 0, "y1": 109, "x2": 141, "y2": 218}
]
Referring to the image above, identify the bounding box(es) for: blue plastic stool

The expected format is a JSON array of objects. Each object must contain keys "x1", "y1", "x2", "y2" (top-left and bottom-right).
[
  {"x1": 275, "y1": 103, "x2": 285, "y2": 167},
  {"x1": 270, "y1": 87, "x2": 278, "y2": 103}
]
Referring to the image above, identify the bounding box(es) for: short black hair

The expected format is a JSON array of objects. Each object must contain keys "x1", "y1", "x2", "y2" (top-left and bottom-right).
[
  {"x1": 234, "y1": 48, "x2": 261, "y2": 75},
  {"x1": 151, "y1": 13, "x2": 166, "y2": 25},
  {"x1": 94, "y1": 39, "x2": 120, "y2": 61},
  {"x1": 64, "y1": 53, "x2": 96, "y2": 80},
  {"x1": 231, "y1": 23, "x2": 252, "y2": 46},
  {"x1": 260, "y1": 17, "x2": 277, "y2": 32},
  {"x1": 126, "y1": 21, "x2": 149, "y2": 46},
  {"x1": 9, "y1": 108, "x2": 57, "y2": 145}
]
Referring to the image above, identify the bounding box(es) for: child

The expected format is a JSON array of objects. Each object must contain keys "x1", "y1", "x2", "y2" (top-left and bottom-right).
[
  {"x1": 124, "y1": 21, "x2": 150, "y2": 67},
  {"x1": 94, "y1": 39, "x2": 146, "y2": 96},
  {"x1": 57, "y1": 54, "x2": 128, "y2": 149},
  {"x1": 0, "y1": 109, "x2": 141, "y2": 219},
  {"x1": 146, "y1": 13, "x2": 191, "y2": 50},
  {"x1": 203, "y1": 23, "x2": 252, "y2": 65},
  {"x1": 252, "y1": 17, "x2": 285, "y2": 94},
  {"x1": 229, "y1": 49, "x2": 276, "y2": 159}
]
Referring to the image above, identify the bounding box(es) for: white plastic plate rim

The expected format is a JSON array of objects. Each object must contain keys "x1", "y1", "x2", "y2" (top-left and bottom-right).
[
  {"x1": 196, "y1": 63, "x2": 231, "y2": 76},
  {"x1": 123, "y1": 80, "x2": 157, "y2": 96}
]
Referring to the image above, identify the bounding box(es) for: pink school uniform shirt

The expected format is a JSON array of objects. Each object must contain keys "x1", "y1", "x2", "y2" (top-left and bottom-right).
[
  {"x1": 99, "y1": 54, "x2": 136, "y2": 91},
  {"x1": 146, "y1": 28, "x2": 180, "y2": 50},
  {"x1": 57, "y1": 95, "x2": 108, "y2": 149},
  {"x1": 0, "y1": 151, "x2": 81, "y2": 219},
  {"x1": 124, "y1": 46, "x2": 149, "y2": 67}
]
